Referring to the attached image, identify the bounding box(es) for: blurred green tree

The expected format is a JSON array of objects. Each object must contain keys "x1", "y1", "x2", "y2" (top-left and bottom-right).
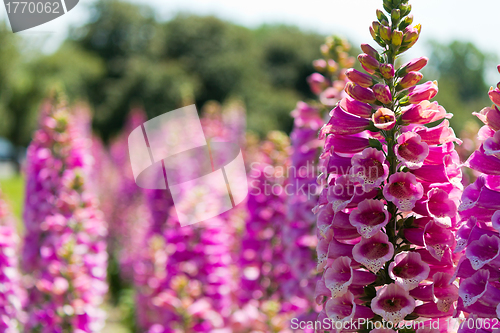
[{"x1": 426, "y1": 40, "x2": 496, "y2": 131}]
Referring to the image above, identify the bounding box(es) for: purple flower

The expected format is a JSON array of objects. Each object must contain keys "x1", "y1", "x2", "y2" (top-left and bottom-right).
[
  {"x1": 408, "y1": 81, "x2": 438, "y2": 104},
  {"x1": 372, "y1": 108, "x2": 396, "y2": 130},
  {"x1": 352, "y1": 232, "x2": 394, "y2": 273},
  {"x1": 401, "y1": 101, "x2": 451, "y2": 125},
  {"x1": 345, "y1": 82, "x2": 377, "y2": 104},
  {"x1": 349, "y1": 199, "x2": 390, "y2": 238},
  {"x1": 350, "y1": 148, "x2": 389, "y2": 191},
  {"x1": 346, "y1": 68, "x2": 375, "y2": 88},
  {"x1": 373, "y1": 84, "x2": 392, "y2": 104},
  {"x1": 395, "y1": 132, "x2": 429, "y2": 169},
  {"x1": 323, "y1": 105, "x2": 370, "y2": 136},
  {"x1": 383, "y1": 172, "x2": 424, "y2": 211},
  {"x1": 371, "y1": 283, "x2": 416, "y2": 324},
  {"x1": 389, "y1": 252, "x2": 430, "y2": 290}
]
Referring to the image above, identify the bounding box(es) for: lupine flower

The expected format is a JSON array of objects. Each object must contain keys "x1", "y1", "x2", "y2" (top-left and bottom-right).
[
  {"x1": 0, "y1": 189, "x2": 25, "y2": 332},
  {"x1": 22, "y1": 95, "x2": 108, "y2": 332},
  {"x1": 314, "y1": 1, "x2": 462, "y2": 330}
]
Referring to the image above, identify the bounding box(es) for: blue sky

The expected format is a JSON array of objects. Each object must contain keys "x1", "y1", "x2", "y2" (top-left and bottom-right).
[{"x1": 2, "y1": 0, "x2": 499, "y2": 83}]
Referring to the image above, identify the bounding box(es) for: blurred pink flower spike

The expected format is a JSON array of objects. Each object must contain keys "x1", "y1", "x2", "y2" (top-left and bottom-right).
[
  {"x1": 128, "y1": 105, "x2": 248, "y2": 226},
  {"x1": 395, "y1": 132, "x2": 429, "y2": 169}
]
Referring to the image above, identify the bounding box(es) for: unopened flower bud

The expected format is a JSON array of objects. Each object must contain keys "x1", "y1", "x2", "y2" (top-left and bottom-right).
[
  {"x1": 345, "y1": 82, "x2": 377, "y2": 104},
  {"x1": 377, "y1": 9, "x2": 389, "y2": 23},
  {"x1": 399, "y1": 15, "x2": 414, "y2": 31},
  {"x1": 361, "y1": 44, "x2": 380, "y2": 60},
  {"x1": 372, "y1": 21, "x2": 381, "y2": 34},
  {"x1": 398, "y1": 72, "x2": 423, "y2": 89},
  {"x1": 401, "y1": 57, "x2": 428, "y2": 74},
  {"x1": 403, "y1": 25, "x2": 419, "y2": 44},
  {"x1": 327, "y1": 59, "x2": 339, "y2": 72},
  {"x1": 373, "y1": 84, "x2": 392, "y2": 104},
  {"x1": 380, "y1": 64, "x2": 395, "y2": 79},
  {"x1": 358, "y1": 54, "x2": 380, "y2": 74},
  {"x1": 400, "y1": 4, "x2": 411, "y2": 16},
  {"x1": 391, "y1": 9, "x2": 401, "y2": 22},
  {"x1": 313, "y1": 59, "x2": 326, "y2": 71},
  {"x1": 392, "y1": 30, "x2": 403, "y2": 46},
  {"x1": 346, "y1": 69, "x2": 375, "y2": 88},
  {"x1": 497, "y1": 65, "x2": 500, "y2": 74},
  {"x1": 379, "y1": 26, "x2": 392, "y2": 42}
]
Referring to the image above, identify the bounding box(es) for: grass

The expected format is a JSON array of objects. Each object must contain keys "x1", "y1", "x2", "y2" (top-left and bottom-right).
[{"x1": 0, "y1": 174, "x2": 25, "y2": 233}]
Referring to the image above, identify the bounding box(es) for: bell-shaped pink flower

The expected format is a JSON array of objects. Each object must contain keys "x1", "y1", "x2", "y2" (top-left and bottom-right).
[
  {"x1": 383, "y1": 172, "x2": 424, "y2": 211},
  {"x1": 349, "y1": 199, "x2": 389, "y2": 238},
  {"x1": 326, "y1": 291, "x2": 374, "y2": 322},
  {"x1": 371, "y1": 283, "x2": 416, "y2": 324},
  {"x1": 408, "y1": 81, "x2": 438, "y2": 104},
  {"x1": 372, "y1": 108, "x2": 396, "y2": 130},
  {"x1": 350, "y1": 148, "x2": 389, "y2": 191},
  {"x1": 324, "y1": 134, "x2": 370, "y2": 155},
  {"x1": 323, "y1": 105, "x2": 370, "y2": 135},
  {"x1": 339, "y1": 97, "x2": 373, "y2": 118},
  {"x1": 389, "y1": 252, "x2": 430, "y2": 290},
  {"x1": 465, "y1": 234, "x2": 500, "y2": 270},
  {"x1": 395, "y1": 132, "x2": 429, "y2": 169},
  {"x1": 401, "y1": 101, "x2": 451, "y2": 125},
  {"x1": 489, "y1": 87, "x2": 500, "y2": 106},
  {"x1": 373, "y1": 84, "x2": 392, "y2": 104},
  {"x1": 414, "y1": 120, "x2": 461, "y2": 145},
  {"x1": 425, "y1": 189, "x2": 458, "y2": 228},
  {"x1": 324, "y1": 257, "x2": 354, "y2": 298},
  {"x1": 474, "y1": 106, "x2": 500, "y2": 132},
  {"x1": 353, "y1": 231, "x2": 394, "y2": 273},
  {"x1": 484, "y1": 130, "x2": 500, "y2": 158},
  {"x1": 423, "y1": 220, "x2": 455, "y2": 261},
  {"x1": 458, "y1": 269, "x2": 489, "y2": 307},
  {"x1": 466, "y1": 146, "x2": 500, "y2": 176},
  {"x1": 432, "y1": 272, "x2": 458, "y2": 313}
]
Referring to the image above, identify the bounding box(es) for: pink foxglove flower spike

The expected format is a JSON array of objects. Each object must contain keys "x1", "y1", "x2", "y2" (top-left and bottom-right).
[{"x1": 314, "y1": 1, "x2": 462, "y2": 330}]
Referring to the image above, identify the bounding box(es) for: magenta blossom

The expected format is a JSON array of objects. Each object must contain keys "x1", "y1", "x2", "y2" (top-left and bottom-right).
[
  {"x1": 372, "y1": 108, "x2": 396, "y2": 130},
  {"x1": 395, "y1": 132, "x2": 429, "y2": 169},
  {"x1": 352, "y1": 232, "x2": 394, "y2": 273},
  {"x1": 408, "y1": 81, "x2": 438, "y2": 104},
  {"x1": 350, "y1": 148, "x2": 389, "y2": 191},
  {"x1": 389, "y1": 252, "x2": 430, "y2": 290},
  {"x1": 401, "y1": 101, "x2": 451, "y2": 125},
  {"x1": 371, "y1": 283, "x2": 416, "y2": 324},
  {"x1": 349, "y1": 199, "x2": 390, "y2": 238},
  {"x1": 383, "y1": 172, "x2": 424, "y2": 211}
]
